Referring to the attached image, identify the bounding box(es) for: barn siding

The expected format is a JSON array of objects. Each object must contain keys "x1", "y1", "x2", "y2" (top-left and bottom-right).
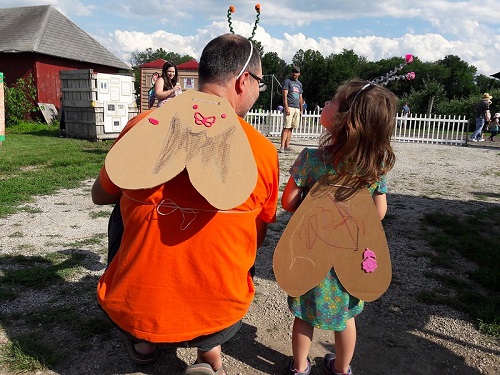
[{"x1": 0, "y1": 52, "x2": 128, "y2": 114}]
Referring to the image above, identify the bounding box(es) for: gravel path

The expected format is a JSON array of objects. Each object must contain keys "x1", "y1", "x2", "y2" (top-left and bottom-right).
[{"x1": 0, "y1": 140, "x2": 499, "y2": 375}]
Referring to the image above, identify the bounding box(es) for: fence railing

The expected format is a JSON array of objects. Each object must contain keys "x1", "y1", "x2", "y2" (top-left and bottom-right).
[
  {"x1": 245, "y1": 110, "x2": 469, "y2": 145},
  {"x1": 393, "y1": 114, "x2": 469, "y2": 145}
]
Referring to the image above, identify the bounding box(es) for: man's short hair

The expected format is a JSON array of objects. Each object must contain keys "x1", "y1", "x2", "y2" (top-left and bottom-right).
[{"x1": 199, "y1": 34, "x2": 261, "y2": 86}]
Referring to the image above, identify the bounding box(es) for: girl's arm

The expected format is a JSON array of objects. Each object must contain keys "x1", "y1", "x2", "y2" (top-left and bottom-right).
[
  {"x1": 154, "y1": 77, "x2": 175, "y2": 100},
  {"x1": 282, "y1": 176, "x2": 304, "y2": 212},
  {"x1": 372, "y1": 192, "x2": 387, "y2": 220}
]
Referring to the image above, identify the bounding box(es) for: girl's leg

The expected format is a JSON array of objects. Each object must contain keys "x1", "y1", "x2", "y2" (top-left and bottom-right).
[
  {"x1": 333, "y1": 317, "x2": 356, "y2": 373},
  {"x1": 292, "y1": 317, "x2": 314, "y2": 371},
  {"x1": 197, "y1": 345, "x2": 224, "y2": 373}
]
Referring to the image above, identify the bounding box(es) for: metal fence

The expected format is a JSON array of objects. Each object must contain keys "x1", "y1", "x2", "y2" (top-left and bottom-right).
[{"x1": 245, "y1": 110, "x2": 470, "y2": 145}]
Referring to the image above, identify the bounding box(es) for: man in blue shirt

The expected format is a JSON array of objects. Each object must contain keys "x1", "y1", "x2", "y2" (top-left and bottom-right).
[{"x1": 279, "y1": 66, "x2": 303, "y2": 153}]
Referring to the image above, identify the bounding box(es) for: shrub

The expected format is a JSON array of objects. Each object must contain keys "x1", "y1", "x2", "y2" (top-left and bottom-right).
[{"x1": 4, "y1": 75, "x2": 37, "y2": 127}]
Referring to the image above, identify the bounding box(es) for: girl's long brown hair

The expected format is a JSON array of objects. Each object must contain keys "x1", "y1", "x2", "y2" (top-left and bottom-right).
[
  {"x1": 161, "y1": 61, "x2": 179, "y2": 90},
  {"x1": 319, "y1": 79, "x2": 397, "y2": 185}
]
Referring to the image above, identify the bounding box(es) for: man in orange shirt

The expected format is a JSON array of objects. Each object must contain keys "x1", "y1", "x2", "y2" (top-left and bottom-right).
[{"x1": 92, "y1": 34, "x2": 279, "y2": 375}]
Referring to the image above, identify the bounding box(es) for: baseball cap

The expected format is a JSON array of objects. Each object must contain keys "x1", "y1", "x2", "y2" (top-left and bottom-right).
[{"x1": 292, "y1": 66, "x2": 300, "y2": 73}]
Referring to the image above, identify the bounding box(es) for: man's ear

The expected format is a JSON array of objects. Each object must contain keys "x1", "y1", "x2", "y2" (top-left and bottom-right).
[{"x1": 235, "y1": 72, "x2": 247, "y2": 95}]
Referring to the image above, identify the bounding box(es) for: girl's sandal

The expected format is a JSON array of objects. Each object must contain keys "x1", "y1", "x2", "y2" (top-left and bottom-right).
[{"x1": 322, "y1": 353, "x2": 352, "y2": 375}]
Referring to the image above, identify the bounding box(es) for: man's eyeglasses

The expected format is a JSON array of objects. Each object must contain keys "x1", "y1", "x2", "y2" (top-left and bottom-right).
[
  {"x1": 248, "y1": 71, "x2": 267, "y2": 92},
  {"x1": 292, "y1": 70, "x2": 300, "y2": 74},
  {"x1": 235, "y1": 40, "x2": 266, "y2": 92}
]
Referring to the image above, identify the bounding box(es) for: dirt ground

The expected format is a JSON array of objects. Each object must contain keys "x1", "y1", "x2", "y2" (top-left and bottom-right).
[{"x1": 0, "y1": 139, "x2": 499, "y2": 375}]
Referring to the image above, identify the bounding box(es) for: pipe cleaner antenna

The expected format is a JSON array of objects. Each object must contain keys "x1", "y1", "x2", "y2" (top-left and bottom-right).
[
  {"x1": 250, "y1": 4, "x2": 261, "y2": 41},
  {"x1": 227, "y1": 4, "x2": 261, "y2": 41},
  {"x1": 371, "y1": 54, "x2": 416, "y2": 85},
  {"x1": 227, "y1": 5, "x2": 235, "y2": 34}
]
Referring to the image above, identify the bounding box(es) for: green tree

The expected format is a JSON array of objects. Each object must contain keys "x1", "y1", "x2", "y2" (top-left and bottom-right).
[
  {"x1": 404, "y1": 78, "x2": 446, "y2": 115},
  {"x1": 4, "y1": 75, "x2": 37, "y2": 127},
  {"x1": 475, "y1": 74, "x2": 500, "y2": 94},
  {"x1": 129, "y1": 48, "x2": 193, "y2": 67},
  {"x1": 291, "y1": 49, "x2": 326, "y2": 109},
  {"x1": 436, "y1": 55, "x2": 477, "y2": 99},
  {"x1": 323, "y1": 50, "x2": 365, "y2": 95},
  {"x1": 251, "y1": 40, "x2": 265, "y2": 59},
  {"x1": 257, "y1": 52, "x2": 287, "y2": 111}
]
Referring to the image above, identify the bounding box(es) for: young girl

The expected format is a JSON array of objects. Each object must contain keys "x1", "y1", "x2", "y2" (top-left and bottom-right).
[
  {"x1": 281, "y1": 79, "x2": 397, "y2": 375},
  {"x1": 488, "y1": 113, "x2": 499, "y2": 142},
  {"x1": 155, "y1": 61, "x2": 182, "y2": 107}
]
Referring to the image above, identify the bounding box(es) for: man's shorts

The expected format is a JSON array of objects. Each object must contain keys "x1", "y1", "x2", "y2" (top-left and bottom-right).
[
  {"x1": 283, "y1": 107, "x2": 301, "y2": 129},
  {"x1": 125, "y1": 320, "x2": 243, "y2": 352}
]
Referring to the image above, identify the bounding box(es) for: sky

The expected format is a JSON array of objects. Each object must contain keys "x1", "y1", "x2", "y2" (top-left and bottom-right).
[{"x1": 4, "y1": 0, "x2": 500, "y2": 76}]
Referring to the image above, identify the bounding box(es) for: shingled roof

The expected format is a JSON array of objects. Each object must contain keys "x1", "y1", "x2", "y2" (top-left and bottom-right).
[{"x1": 0, "y1": 5, "x2": 130, "y2": 70}]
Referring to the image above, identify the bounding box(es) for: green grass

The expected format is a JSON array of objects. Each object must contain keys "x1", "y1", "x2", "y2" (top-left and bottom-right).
[
  {"x1": 0, "y1": 121, "x2": 112, "y2": 218},
  {"x1": 419, "y1": 207, "x2": 500, "y2": 336},
  {"x1": 0, "y1": 251, "x2": 89, "y2": 289},
  {"x1": 0, "y1": 251, "x2": 113, "y2": 372},
  {"x1": 0, "y1": 336, "x2": 58, "y2": 372}
]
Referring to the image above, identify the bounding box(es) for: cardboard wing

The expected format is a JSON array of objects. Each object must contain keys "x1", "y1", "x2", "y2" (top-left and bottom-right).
[
  {"x1": 105, "y1": 90, "x2": 258, "y2": 210},
  {"x1": 273, "y1": 174, "x2": 392, "y2": 302}
]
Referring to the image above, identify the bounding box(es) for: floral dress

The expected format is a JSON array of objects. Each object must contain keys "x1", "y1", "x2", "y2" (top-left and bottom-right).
[{"x1": 287, "y1": 148, "x2": 387, "y2": 331}]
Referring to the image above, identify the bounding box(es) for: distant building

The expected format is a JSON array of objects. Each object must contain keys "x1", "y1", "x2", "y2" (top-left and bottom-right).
[
  {"x1": 140, "y1": 59, "x2": 199, "y2": 112},
  {"x1": 0, "y1": 5, "x2": 130, "y2": 113}
]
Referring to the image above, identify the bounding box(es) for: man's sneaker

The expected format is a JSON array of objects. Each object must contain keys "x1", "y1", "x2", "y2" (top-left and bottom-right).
[
  {"x1": 284, "y1": 359, "x2": 311, "y2": 375},
  {"x1": 479, "y1": 138, "x2": 485, "y2": 142},
  {"x1": 470, "y1": 138, "x2": 478, "y2": 142},
  {"x1": 322, "y1": 353, "x2": 352, "y2": 375}
]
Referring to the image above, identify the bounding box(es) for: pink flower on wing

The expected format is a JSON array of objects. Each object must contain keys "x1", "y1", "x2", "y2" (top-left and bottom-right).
[
  {"x1": 363, "y1": 249, "x2": 376, "y2": 259},
  {"x1": 362, "y1": 257, "x2": 378, "y2": 273},
  {"x1": 361, "y1": 248, "x2": 377, "y2": 273},
  {"x1": 405, "y1": 54, "x2": 414, "y2": 64}
]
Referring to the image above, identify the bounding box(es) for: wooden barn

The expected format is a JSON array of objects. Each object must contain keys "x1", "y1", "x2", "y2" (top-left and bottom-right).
[
  {"x1": 0, "y1": 5, "x2": 130, "y2": 113},
  {"x1": 139, "y1": 59, "x2": 199, "y2": 111}
]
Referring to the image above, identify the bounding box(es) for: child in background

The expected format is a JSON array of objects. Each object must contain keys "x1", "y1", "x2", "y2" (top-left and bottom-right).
[
  {"x1": 280, "y1": 79, "x2": 398, "y2": 375},
  {"x1": 488, "y1": 112, "x2": 499, "y2": 142}
]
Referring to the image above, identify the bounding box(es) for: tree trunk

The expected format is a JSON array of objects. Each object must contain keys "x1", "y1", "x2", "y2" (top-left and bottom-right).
[{"x1": 427, "y1": 96, "x2": 434, "y2": 116}]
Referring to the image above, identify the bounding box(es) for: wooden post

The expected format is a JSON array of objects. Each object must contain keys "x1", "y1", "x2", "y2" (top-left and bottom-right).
[{"x1": 0, "y1": 72, "x2": 4, "y2": 145}]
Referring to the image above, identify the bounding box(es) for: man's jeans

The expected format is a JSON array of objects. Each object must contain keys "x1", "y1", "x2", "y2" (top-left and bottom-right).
[{"x1": 470, "y1": 118, "x2": 485, "y2": 140}]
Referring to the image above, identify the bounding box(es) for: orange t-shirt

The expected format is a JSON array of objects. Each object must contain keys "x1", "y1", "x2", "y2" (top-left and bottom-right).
[{"x1": 97, "y1": 111, "x2": 279, "y2": 343}]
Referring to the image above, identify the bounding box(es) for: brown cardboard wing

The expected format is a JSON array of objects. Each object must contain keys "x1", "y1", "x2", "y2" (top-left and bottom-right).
[
  {"x1": 105, "y1": 90, "x2": 257, "y2": 210},
  {"x1": 273, "y1": 174, "x2": 392, "y2": 302}
]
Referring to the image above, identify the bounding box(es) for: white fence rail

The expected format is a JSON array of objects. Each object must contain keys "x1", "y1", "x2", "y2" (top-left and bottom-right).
[
  {"x1": 393, "y1": 114, "x2": 469, "y2": 145},
  {"x1": 245, "y1": 110, "x2": 469, "y2": 145}
]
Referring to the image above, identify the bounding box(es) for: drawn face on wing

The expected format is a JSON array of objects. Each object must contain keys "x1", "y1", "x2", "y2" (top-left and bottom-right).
[
  {"x1": 273, "y1": 174, "x2": 392, "y2": 302},
  {"x1": 105, "y1": 90, "x2": 258, "y2": 210}
]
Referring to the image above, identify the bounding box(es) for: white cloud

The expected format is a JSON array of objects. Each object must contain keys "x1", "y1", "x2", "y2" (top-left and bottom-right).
[
  {"x1": 3, "y1": 0, "x2": 500, "y2": 75},
  {"x1": 97, "y1": 21, "x2": 499, "y2": 76}
]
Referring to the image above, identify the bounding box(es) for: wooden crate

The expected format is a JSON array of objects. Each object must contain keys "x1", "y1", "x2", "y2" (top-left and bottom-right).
[{"x1": 60, "y1": 69, "x2": 138, "y2": 141}]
